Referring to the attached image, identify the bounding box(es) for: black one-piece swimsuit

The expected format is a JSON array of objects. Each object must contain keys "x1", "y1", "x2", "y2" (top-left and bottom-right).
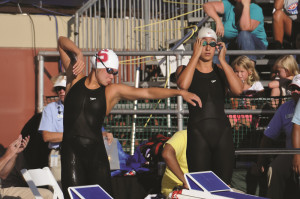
[
  {"x1": 61, "y1": 77, "x2": 112, "y2": 198},
  {"x1": 186, "y1": 65, "x2": 234, "y2": 184}
]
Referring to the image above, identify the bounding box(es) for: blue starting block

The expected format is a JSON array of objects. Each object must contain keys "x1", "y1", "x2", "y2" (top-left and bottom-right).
[
  {"x1": 68, "y1": 184, "x2": 113, "y2": 199},
  {"x1": 180, "y1": 171, "x2": 269, "y2": 199}
]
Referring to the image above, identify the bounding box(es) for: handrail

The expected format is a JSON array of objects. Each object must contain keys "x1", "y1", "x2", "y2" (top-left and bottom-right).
[
  {"x1": 235, "y1": 148, "x2": 300, "y2": 155},
  {"x1": 37, "y1": 49, "x2": 298, "y2": 155},
  {"x1": 37, "y1": 49, "x2": 300, "y2": 57},
  {"x1": 108, "y1": 109, "x2": 276, "y2": 115},
  {"x1": 37, "y1": 49, "x2": 300, "y2": 113}
]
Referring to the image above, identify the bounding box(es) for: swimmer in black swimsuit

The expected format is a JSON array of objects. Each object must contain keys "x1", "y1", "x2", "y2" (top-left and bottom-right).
[
  {"x1": 176, "y1": 27, "x2": 243, "y2": 184},
  {"x1": 57, "y1": 36, "x2": 202, "y2": 198}
]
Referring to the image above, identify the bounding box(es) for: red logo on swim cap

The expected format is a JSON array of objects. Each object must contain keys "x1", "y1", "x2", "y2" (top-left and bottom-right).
[{"x1": 97, "y1": 49, "x2": 109, "y2": 62}]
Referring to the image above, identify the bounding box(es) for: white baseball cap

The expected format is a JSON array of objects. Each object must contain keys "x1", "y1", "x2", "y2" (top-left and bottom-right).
[
  {"x1": 90, "y1": 49, "x2": 119, "y2": 70},
  {"x1": 198, "y1": 27, "x2": 217, "y2": 41},
  {"x1": 53, "y1": 75, "x2": 66, "y2": 88},
  {"x1": 289, "y1": 74, "x2": 300, "y2": 88}
]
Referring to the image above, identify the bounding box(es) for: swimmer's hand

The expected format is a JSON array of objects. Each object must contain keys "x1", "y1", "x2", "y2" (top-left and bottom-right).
[
  {"x1": 180, "y1": 90, "x2": 202, "y2": 108},
  {"x1": 73, "y1": 52, "x2": 85, "y2": 76},
  {"x1": 217, "y1": 41, "x2": 226, "y2": 63}
]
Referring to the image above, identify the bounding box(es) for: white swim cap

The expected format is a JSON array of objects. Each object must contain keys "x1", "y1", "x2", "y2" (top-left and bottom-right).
[
  {"x1": 197, "y1": 27, "x2": 217, "y2": 41},
  {"x1": 90, "y1": 49, "x2": 119, "y2": 70},
  {"x1": 53, "y1": 75, "x2": 66, "y2": 88}
]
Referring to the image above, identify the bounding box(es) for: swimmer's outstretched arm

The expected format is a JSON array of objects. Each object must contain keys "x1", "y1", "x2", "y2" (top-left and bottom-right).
[{"x1": 105, "y1": 84, "x2": 202, "y2": 114}]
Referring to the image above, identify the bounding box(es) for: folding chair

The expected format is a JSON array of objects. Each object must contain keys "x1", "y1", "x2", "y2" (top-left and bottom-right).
[
  {"x1": 21, "y1": 166, "x2": 64, "y2": 199},
  {"x1": 68, "y1": 184, "x2": 113, "y2": 199}
]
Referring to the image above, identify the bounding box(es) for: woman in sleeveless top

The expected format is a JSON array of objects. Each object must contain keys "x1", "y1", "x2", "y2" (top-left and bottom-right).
[
  {"x1": 176, "y1": 27, "x2": 243, "y2": 186},
  {"x1": 57, "y1": 36, "x2": 202, "y2": 198}
]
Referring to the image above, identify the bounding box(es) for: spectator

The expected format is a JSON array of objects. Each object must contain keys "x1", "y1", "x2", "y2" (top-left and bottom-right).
[
  {"x1": 229, "y1": 55, "x2": 264, "y2": 129},
  {"x1": 0, "y1": 135, "x2": 53, "y2": 199},
  {"x1": 271, "y1": 0, "x2": 299, "y2": 49},
  {"x1": 38, "y1": 74, "x2": 113, "y2": 186},
  {"x1": 292, "y1": 89, "x2": 300, "y2": 183},
  {"x1": 161, "y1": 130, "x2": 188, "y2": 197},
  {"x1": 232, "y1": 56, "x2": 264, "y2": 94},
  {"x1": 257, "y1": 74, "x2": 300, "y2": 199},
  {"x1": 38, "y1": 74, "x2": 66, "y2": 185},
  {"x1": 203, "y1": 0, "x2": 268, "y2": 64},
  {"x1": 269, "y1": 55, "x2": 299, "y2": 108},
  {"x1": 58, "y1": 36, "x2": 201, "y2": 197},
  {"x1": 161, "y1": 129, "x2": 245, "y2": 197},
  {"x1": 176, "y1": 27, "x2": 242, "y2": 185}
]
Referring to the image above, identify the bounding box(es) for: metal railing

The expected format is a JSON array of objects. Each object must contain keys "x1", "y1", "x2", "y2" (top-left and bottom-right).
[
  {"x1": 37, "y1": 49, "x2": 300, "y2": 113},
  {"x1": 72, "y1": 0, "x2": 200, "y2": 51},
  {"x1": 37, "y1": 49, "x2": 300, "y2": 154}
]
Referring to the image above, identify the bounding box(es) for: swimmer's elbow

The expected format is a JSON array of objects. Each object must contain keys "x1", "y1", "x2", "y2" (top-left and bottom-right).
[
  {"x1": 236, "y1": 88, "x2": 243, "y2": 95},
  {"x1": 57, "y1": 36, "x2": 64, "y2": 46},
  {"x1": 176, "y1": 82, "x2": 189, "y2": 91},
  {"x1": 231, "y1": 88, "x2": 243, "y2": 96}
]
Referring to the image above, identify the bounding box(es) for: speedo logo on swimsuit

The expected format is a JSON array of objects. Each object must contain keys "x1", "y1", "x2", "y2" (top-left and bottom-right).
[
  {"x1": 211, "y1": 80, "x2": 216, "y2": 83},
  {"x1": 90, "y1": 97, "x2": 96, "y2": 101}
]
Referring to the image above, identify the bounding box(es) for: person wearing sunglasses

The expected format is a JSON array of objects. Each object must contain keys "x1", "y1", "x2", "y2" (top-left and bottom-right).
[
  {"x1": 176, "y1": 27, "x2": 243, "y2": 186},
  {"x1": 256, "y1": 74, "x2": 300, "y2": 199},
  {"x1": 38, "y1": 74, "x2": 67, "y2": 187},
  {"x1": 57, "y1": 36, "x2": 201, "y2": 198}
]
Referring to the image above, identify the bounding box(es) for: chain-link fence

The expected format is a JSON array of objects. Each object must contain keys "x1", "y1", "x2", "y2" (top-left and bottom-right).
[{"x1": 102, "y1": 96, "x2": 291, "y2": 152}]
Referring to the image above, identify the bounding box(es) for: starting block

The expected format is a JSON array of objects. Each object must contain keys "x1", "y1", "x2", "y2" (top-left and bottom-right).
[
  {"x1": 170, "y1": 171, "x2": 268, "y2": 199},
  {"x1": 68, "y1": 184, "x2": 113, "y2": 199}
]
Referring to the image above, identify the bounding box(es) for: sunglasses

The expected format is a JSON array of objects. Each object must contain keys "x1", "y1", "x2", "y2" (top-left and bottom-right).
[
  {"x1": 95, "y1": 54, "x2": 118, "y2": 75},
  {"x1": 202, "y1": 41, "x2": 219, "y2": 47},
  {"x1": 55, "y1": 86, "x2": 65, "y2": 92}
]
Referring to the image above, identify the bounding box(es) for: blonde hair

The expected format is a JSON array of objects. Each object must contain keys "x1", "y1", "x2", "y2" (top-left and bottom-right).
[
  {"x1": 273, "y1": 55, "x2": 299, "y2": 76},
  {"x1": 231, "y1": 56, "x2": 260, "y2": 86}
]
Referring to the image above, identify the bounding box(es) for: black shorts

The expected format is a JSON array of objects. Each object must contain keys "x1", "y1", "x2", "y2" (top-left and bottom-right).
[{"x1": 291, "y1": 20, "x2": 300, "y2": 47}]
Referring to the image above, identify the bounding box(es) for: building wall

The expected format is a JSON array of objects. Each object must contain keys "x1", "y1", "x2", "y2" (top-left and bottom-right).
[
  {"x1": 0, "y1": 13, "x2": 185, "y2": 146},
  {"x1": 0, "y1": 13, "x2": 71, "y2": 147},
  {"x1": 0, "y1": 13, "x2": 73, "y2": 48}
]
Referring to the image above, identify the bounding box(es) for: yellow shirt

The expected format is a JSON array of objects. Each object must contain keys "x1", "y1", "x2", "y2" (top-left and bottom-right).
[{"x1": 161, "y1": 130, "x2": 188, "y2": 197}]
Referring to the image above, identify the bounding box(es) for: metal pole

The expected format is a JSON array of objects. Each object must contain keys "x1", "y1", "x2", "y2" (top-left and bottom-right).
[
  {"x1": 177, "y1": 54, "x2": 183, "y2": 131},
  {"x1": 75, "y1": 12, "x2": 79, "y2": 46},
  {"x1": 144, "y1": 0, "x2": 150, "y2": 51},
  {"x1": 166, "y1": 56, "x2": 171, "y2": 136},
  {"x1": 37, "y1": 55, "x2": 44, "y2": 113},
  {"x1": 130, "y1": 66, "x2": 141, "y2": 155},
  {"x1": 235, "y1": 149, "x2": 300, "y2": 155}
]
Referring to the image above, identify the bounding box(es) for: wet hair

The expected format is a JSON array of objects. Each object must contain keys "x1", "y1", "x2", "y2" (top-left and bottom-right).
[
  {"x1": 231, "y1": 55, "x2": 260, "y2": 86},
  {"x1": 273, "y1": 55, "x2": 299, "y2": 77}
]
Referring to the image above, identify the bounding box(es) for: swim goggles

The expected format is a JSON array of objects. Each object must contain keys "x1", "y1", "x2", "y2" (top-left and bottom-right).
[
  {"x1": 95, "y1": 54, "x2": 118, "y2": 75},
  {"x1": 202, "y1": 41, "x2": 219, "y2": 47}
]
